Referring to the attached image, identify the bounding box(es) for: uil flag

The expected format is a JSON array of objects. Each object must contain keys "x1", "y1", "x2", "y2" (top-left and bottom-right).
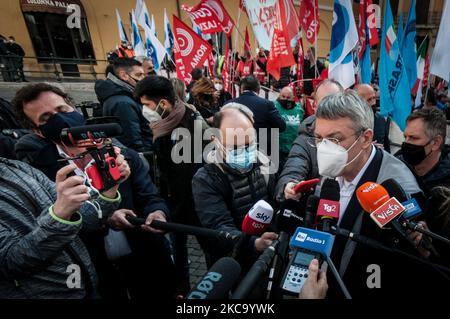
[
  {"x1": 192, "y1": 19, "x2": 211, "y2": 41},
  {"x1": 266, "y1": 0, "x2": 296, "y2": 80},
  {"x1": 329, "y1": 0, "x2": 358, "y2": 89},
  {"x1": 116, "y1": 9, "x2": 128, "y2": 43},
  {"x1": 173, "y1": 15, "x2": 212, "y2": 84},
  {"x1": 299, "y1": 0, "x2": 320, "y2": 44},
  {"x1": 401, "y1": 0, "x2": 417, "y2": 90},
  {"x1": 131, "y1": 10, "x2": 146, "y2": 57},
  {"x1": 379, "y1": 0, "x2": 411, "y2": 131},
  {"x1": 182, "y1": 0, "x2": 234, "y2": 37},
  {"x1": 144, "y1": 22, "x2": 166, "y2": 71},
  {"x1": 397, "y1": 11, "x2": 404, "y2": 47},
  {"x1": 430, "y1": 0, "x2": 450, "y2": 82},
  {"x1": 164, "y1": 9, "x2": 174, "y2": 56}
]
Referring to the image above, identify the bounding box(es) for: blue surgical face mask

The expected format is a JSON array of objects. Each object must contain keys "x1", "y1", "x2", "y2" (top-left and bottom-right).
[
  {"x1": 39, "y1": 111, "x2": 85, "y2": 143},
  {"x1": 225, "y1": 143, "x2": 257, "y2": 171}
]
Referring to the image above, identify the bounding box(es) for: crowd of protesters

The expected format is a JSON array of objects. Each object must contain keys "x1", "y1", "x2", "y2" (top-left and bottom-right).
[{"x1": 0, "y1": 48, "x2": 449, "y2": 300}]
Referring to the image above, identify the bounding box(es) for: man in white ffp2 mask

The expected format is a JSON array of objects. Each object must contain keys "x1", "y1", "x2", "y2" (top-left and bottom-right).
[{"x1": 311, "y1": 90, "x2": 430, "y2": 299}]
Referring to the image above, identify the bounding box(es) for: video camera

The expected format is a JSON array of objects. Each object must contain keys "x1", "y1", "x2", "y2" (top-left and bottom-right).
[{"x1": 58, "y1": 119, "x2": 123, "y2": 192}]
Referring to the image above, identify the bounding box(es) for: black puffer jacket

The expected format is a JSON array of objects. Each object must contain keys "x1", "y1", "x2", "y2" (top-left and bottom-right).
[
  {"x1": 192, "y1": 155, "x2": 276, "y2": 265},
  {"x1": 275, "y1": 115, "x2": 318, "y2": 201}
]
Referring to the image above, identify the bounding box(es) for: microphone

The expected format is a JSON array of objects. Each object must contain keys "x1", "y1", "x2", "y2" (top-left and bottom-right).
[
  {"x1": 60, "y1": 123, "x2": 123, "y2": 146},
  {"x1": 231, "y1": 240, "x2": 279, "y2": 299},
  {"x1": 381, "y1": 179, "x2": 449, "y2": 248},
  {"x1": 356, "y1": 182, "x2": 422, "y2": 250},
  {"x1": 316, "y1": 179, "x2": 340, "y2": 232},
  {"x1": 304, "y1": 195, "x2": 320, "y2": 229},
  {"x1": 187, "y1": 257, "x2": 241, "y2": 299},
  {"x1": 276, "y1": 199, "x2": 305, "y2": 236},
  {"x1": 232, "y1": 200, "x2": 274, "y2": 259},
  {"x1": 126, "y1": 217, "x2": 240, "y2": 242},
  {"x1": 241, "y1": 200, "x2": 274, "y2": 235}
]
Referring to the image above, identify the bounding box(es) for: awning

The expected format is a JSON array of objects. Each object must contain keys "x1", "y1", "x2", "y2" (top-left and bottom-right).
[{"x1": 20, "y1": 0, "x2": 86, "y2": 18}]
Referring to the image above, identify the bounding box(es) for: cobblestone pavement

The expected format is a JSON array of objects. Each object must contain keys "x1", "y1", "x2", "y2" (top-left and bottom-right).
[{"x1": 187, "y1": 235, "x2": 208, "y2": 287}]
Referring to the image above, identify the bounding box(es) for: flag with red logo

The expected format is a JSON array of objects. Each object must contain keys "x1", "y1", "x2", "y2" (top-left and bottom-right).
[
  {"x1": 173, "y1": 15, "x2": 212, "y2": 84},
  {"x1": 181, "y1": 0, "x2": 234, "y2": 37},
  {"x1": 299, "y1": 0, "x2": 320, "y2": 44},
  {"x1": 284, "y1": 0, "x2": 301, "y2": 47},
  {"x1": 266, "y1": 0, "x2": 296, "y2": 80}
]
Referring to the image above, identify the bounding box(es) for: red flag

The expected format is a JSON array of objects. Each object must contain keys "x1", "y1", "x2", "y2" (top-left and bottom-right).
[
  {"x1": 366, "y1": 0, "x2": 379, "y2": 47},
  {"x1": 244, "y1": 27, "x2": 251, "y2": 52},
  {"x1": 266, "y1": 0, "x2": 295, "y2": 80},
  {"x1": 207, "y1": 52, "x2": 215, "y2": 77},
  {"x1": 299, "y1": 0, "x2": 320, "y2": 44},
  {"x1": 284, "y1": 0, "x2": 301, "y2": 47},
  {"x1": 222, "y1": 40, "x2": 231, "y2": 93},
  {"x1": 296, "y1": 36, "x2": 304, "y2": 93},
  {"x1": 182, "y1": 0, "x2": 235, "y2": 37},
  {"x1": 423, "y1": 54, "x2": 430, "y2": 88},
  {"x1": 358, "y1": 0, "x2": 368, "y2": 60},
  {"x1": 173, "y1": 15, "x2": 212, "y2": 84}
]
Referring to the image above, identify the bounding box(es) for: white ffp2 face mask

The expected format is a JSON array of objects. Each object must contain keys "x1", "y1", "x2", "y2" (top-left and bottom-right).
[
  {"x1": 317, "y1": 137, "x2": 363, "y2": 178},
  {"x1": 142, "y1": 101, "x2": 166, "y2": 124}
]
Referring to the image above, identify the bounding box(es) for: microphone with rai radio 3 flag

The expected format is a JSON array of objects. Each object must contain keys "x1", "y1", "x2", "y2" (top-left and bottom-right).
[
  {"x1": 232, "y1": 200, "x2": 274, "y2": 259},
  {"x1": 187, "y1": 257, "x2": 241, "y2": 299},
  {"x1": 316, "y1": 178, "x2": 340, "y2": 233}
]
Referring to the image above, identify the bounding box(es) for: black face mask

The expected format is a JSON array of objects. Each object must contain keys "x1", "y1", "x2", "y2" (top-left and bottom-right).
[
  {"x1": 278, "y1": 99, "x2": 295, "y2": 109},
  {"x1": 401, "y1": 141, "x2": 432, "y2": 166},
  {"x1": 39, "y1": 111, "x2": 85, "y2": 143}
]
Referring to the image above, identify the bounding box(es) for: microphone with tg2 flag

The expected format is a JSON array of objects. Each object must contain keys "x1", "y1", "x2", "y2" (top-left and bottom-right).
[
  {"x1": 232, "y1": 200, "x2": 274, "y2": 259},
  {"x1": 187, "y1": 257, "x2": 241, "y2": 299},
  {"x1": 280, "y1": 227, "x2": 352, "y2": 299},
  {"x1": 316, "y1": 179, "x2": 340, "y2": 233}
]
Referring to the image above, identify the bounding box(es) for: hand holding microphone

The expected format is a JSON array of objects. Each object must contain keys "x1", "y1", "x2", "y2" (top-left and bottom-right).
[{"x1": 255, "y1": 232, "x2": 279, "y2": 252}]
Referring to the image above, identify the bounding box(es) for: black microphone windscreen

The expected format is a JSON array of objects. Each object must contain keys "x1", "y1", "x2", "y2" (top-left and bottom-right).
[
  {"x1": 381, "y1": 179, "x2": 408, "y2": 202},
  {"x1": 320, "y1": 178, "x2": 340, "y2": 201},
  {"x1": 305, "y1": 195, "x2": 320, "y2": 216},
  {"x1": 187, "y1": 257, "x2": 241, "y2": 299},
  {"x1": 276, "y1": 199, "x2": 304, "y2": 234}
]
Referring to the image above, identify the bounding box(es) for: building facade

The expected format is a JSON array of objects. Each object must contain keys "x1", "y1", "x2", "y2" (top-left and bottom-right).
[{"x1": 0, "y1": 0, "x2": 443, "y2": 80}]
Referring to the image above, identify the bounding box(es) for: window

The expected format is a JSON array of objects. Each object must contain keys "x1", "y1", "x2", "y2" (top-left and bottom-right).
[{"x1": 23, "y1": 12, "x2": 95, "y2": 64}]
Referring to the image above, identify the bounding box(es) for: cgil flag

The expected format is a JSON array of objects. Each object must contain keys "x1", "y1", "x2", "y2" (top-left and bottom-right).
[
  {"x1": 379, "y1": 0, "x2": 411, "y2": 131},
  {"x1": 173, "y1": 15, "x2": 212, "y2": 84},
  {"x1": 116, "y1": 9, "x2": 129, "y2": 43},
  {"x1": 182, "y1": 0, "x2": 234, "y2": 37},
  {"x1": 430, "y1": 0, "x2": 450, "y2": 82},
  {"x1": 329, "y1": 0, "x2": 358, "y2": 89}
]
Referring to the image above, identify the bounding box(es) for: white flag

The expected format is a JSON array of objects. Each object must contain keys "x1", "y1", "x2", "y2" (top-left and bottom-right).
[
  {"x1": 430, "y1": 0, "x2": 450, "y2": 81},
  {"x1": 328, "y1": 0, "x2": 358, "y2": 89}
]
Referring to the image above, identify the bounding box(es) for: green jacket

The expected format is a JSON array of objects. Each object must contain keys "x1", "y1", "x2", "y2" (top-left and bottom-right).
[{"x1": 274, "y1": 101, "x2": 304, "y2": 155}]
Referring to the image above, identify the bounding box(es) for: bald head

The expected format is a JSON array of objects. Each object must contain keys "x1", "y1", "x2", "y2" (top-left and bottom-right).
[
  {"x1": 355, "y1": 84, "x2": 376, "y2": 107},
  {"x1": 279, "y1": 86, "x2": 294, "y2": 101},
  {"x1": 315, "y1": 79, "x2": 344, "y2": 105},
  {"x1": 215, "y1": 104, "x2": 256, "y2": 148}
]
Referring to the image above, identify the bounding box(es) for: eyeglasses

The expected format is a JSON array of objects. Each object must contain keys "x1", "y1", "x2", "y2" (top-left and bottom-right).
[{"x1": 307, "y1": 131, "x2": 364, "y2": 148}]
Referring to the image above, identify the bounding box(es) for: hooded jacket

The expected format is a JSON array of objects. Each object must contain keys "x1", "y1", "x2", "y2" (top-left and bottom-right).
[{"x1": 95, "y1": 74, "x2": 153, "y2": 152}]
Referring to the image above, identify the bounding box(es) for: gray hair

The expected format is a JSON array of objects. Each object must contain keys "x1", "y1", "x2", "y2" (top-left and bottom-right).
[
  {"x1": 316, "y1": 90, "x2": 374, "y2": 132},
  {"x1": 221, "y1": 103, "x2": 254, "y2": 121}
]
